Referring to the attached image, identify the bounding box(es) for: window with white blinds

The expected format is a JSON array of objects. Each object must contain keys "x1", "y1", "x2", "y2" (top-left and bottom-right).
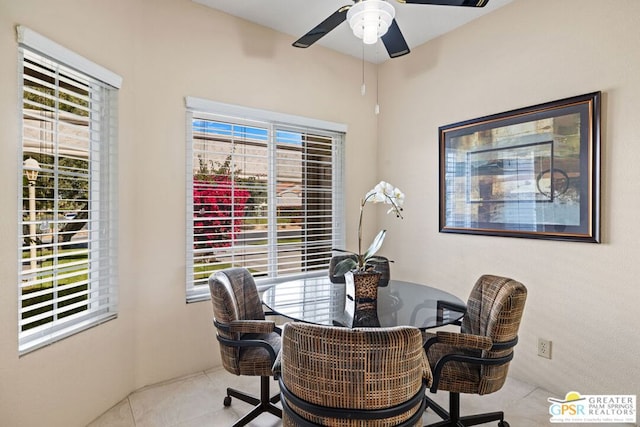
[
  {"x1": 18, "y1": 27, "x2": 120, "y2": 354},
  {"x1": 186, "y1": 98, "x2": 346, "y2": 301}
]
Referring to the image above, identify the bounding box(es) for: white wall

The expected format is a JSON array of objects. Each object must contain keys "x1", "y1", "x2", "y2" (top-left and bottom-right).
[
  {"x1": 378, "y1": 0, "x2": 640, "y2": 397},
  {"x1": 0, "y1": 0, "x2": 378, "y2": 425}
]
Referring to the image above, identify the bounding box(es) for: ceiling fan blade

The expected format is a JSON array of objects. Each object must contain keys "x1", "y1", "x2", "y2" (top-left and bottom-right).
[
  {"x1": 381, "y1": 19, "x2": 410, "y2": 58},
  {"x1": 402, "y1": 0, "x2": 489, "y2": 6},
  {"x1": 292, "y1": 6, "x2": 350, "y2": 48}
]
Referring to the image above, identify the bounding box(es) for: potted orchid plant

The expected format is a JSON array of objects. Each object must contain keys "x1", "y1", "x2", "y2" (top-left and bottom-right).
[{"x1": 333, "y1": 181, "x2": 405, "y2": 277}]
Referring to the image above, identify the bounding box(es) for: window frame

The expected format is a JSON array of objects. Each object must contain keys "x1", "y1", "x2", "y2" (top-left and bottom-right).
[
  {"x1": 185, "y1": 97, "x2": 347, "y2": 302},
  {"x1": 17, "y1": 26, "x2": 120, "y2": 354}
]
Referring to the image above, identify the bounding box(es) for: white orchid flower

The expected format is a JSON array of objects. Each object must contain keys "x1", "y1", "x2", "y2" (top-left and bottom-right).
[
  {"x1": 366, "y1": 181, "x2": 401, "y2": 203},
  {"x1": 333, "y1": 180, "x2": 406, "y2": 274},
  {"x1": 365, "y1": 182, "x2": 386, "y2": 203},
  {"x1": 364, "y1": 181, "x2": 404, "y2": 217},
  {"x1": 393, "y1": 188, "x2": 405, "y2": 206}
]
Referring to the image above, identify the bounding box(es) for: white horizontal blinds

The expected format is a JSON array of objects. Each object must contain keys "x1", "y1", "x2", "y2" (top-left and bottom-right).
[
  {"x1": 19, "y1": 43, "x2": 118, "y2": 353},
  {"x1": 274, "y1": 127, "x2": 334, "y2": 276},
  {"x1": 187, "y1": 107, "x2": 345, "y2": 299},
  {"x1": 190, "y1": 116, "x2": 270, "y2": 288}
]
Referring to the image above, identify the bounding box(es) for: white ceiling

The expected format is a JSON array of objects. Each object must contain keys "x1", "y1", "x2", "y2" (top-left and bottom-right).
[{"x1": 193, "y1": 0, "x2": 513, "y2": 64}]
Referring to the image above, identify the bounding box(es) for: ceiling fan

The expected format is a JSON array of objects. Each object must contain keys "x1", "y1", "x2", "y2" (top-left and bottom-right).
[{"x1": 293, "y1": 0, "x2": 489, "y2": 59}]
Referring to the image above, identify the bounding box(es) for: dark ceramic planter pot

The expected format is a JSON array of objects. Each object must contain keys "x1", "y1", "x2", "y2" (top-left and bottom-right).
[
  {"x1": 344, "y1": 271, "x2": 381, "y2": 327},
  {"x1": 329, "y1": 255, "x2": 390, "y2": 286}
]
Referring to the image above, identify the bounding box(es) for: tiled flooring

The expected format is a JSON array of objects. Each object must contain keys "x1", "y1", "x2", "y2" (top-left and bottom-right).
[{"x1": 87, "y1": 368, "x2": 568, "y2": 426}]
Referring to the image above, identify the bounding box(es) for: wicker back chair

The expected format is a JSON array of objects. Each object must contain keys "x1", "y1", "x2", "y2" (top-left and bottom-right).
[
  {"x1": 274, "y1": 322, "x2": 431, "y2": 426},
  {"x1": 423, "y1": 274, "x2": 527, "y2": 427},
  {"x1": 208, "y1": 267, "x2": 282, "y2": 427}
]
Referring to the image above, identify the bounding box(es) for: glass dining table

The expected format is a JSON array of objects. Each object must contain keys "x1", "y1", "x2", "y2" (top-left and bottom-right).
[{"x1": 261, "y1": 275, "x2": 466, "y2": 330}]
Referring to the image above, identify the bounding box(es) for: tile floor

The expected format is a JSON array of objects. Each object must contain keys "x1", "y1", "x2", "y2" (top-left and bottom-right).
[{"x1": 88, "y1": 368, "x2": 621, "y2": 427}]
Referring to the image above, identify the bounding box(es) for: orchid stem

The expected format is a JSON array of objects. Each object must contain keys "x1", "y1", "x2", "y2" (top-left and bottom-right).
[
  {"x1": 355, "y1": 183, "x2": 404, "y2": 271},
  {"x1": 357, "y1": 198, "x2": 365, "y2": 265}
]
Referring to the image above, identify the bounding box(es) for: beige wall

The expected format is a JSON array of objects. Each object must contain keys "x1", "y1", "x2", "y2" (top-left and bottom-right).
[
  {"x1": 0, "y1": 0, "x2": 377, "y2": 425},
  {"x1": 378, "y1": 0, "x2": 640, "y2": 397},
  {"x1": 1, "y1": 0, "x2": 639, "y2": 425}
]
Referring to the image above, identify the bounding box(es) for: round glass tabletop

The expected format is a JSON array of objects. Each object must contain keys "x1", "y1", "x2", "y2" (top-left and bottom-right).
[{"x1": 262, "y1": 276, "x2": 465, "y2": 330}]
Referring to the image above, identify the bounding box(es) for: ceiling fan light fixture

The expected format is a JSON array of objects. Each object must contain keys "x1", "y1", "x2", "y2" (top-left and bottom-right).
[{"x1": 347, "y1": 0, "x2": 395, "y2": 45}]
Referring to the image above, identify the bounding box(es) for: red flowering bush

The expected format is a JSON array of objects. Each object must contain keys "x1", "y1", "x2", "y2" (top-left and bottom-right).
[{"x1": 193, "y1": 176, "x2": 250, "y2": 250}]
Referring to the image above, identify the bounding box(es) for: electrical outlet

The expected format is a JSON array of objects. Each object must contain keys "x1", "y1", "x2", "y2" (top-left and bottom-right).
[{"x1": 538, "y1": 338, "x2": 552, "y2": 359}]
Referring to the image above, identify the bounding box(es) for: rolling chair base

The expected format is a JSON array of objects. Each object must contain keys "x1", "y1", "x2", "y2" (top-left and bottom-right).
[
  {"x1": 424, "y1": 393, "x2": 510, "y2": 427},
  {"x1": 224, "y1": 376, "x2": 281, "y2": 427}
]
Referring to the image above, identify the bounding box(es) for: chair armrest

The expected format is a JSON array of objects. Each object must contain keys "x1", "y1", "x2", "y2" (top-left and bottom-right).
[
  {"x1": 216, "y1": 333, "x2": 279, "y2": 363},
  {"x1": 426, "y1": 331, "x2": 493, "y2": 351},
  {"x1": 421, "y1": 350, "x2": 433, "y2": 387},
  {"x1": 425, "y1": 334, "x2": 519, "y2": 394},
  {"x1": 272, "y1": 350, "x2": 282, "y2": 379},
  {"x1": 228, "y1": 319, "x2": 277, "y2": 334}
]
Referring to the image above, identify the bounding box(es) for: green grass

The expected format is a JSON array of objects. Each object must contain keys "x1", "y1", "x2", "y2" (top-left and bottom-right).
[
  {"x1": 193, "y1": 263, "x2": 232, "y2": 281},
  {"x1": 22, "y1": 248, "x2": 89, "y2": 290},
  {"x1": 21, "y1": 248, "x2": 89, "y2": 331}
]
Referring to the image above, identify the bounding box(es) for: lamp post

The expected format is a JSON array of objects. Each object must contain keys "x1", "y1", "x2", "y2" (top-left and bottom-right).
[{"x1": 24, "y1": 158, "x2": 40, "y2": 273}]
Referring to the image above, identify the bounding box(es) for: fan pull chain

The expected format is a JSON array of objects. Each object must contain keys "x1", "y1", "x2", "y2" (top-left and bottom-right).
[
  {"x1": 375, "y1": 44, "x2": 380, "y2": 115},
  {"x1": 361, "y1": 42, "x2": 366, "y2": 96}
]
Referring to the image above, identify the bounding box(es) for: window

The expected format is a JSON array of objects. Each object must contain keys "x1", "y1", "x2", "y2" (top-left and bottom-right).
[
  {"x1": 18, "y1": 26, "x2": 121, "y2": 354},
  {"x1": 186, "y1": 97, "x2": 346, "y2": 301}
]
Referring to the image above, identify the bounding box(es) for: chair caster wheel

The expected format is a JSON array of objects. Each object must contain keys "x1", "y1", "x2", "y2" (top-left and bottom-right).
[
  {"x1": 498, "y1": 421, "x2": 510, "y2": 427},
  {"x1": 223, "y1": 396, "x2": 232, "y2": 406}
]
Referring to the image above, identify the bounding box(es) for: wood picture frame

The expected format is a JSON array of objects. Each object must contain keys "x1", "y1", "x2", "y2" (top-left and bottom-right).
[{"x1": 439, "y1": 92, "x2": 601, "y2": 242}]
